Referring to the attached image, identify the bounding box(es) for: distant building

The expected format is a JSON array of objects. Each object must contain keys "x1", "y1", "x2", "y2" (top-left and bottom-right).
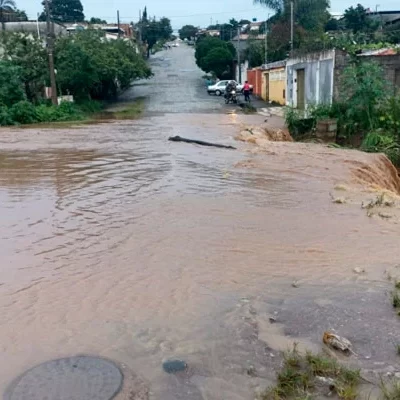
[
  {"x1": 3, "y1": 21, "x2": 67, "y2": 38},
  {"x1": 65, "y1": 23, "x2": 134, "y2": 39}
]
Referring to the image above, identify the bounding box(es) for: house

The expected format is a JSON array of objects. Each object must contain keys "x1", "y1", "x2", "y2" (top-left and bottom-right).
[
  {"x1": 65, "y1": 23, "x2": 134, "y2": 39},
  {"x1": 231, "y1": 33, "x2": 266, "y2": 53},
  {"x1": 366, "y1": 10, "x2": 400, "y2": 25},
  {"x1": 286, "y1": 50, "x2": 337, "y2": 109},
  {"x1": 247, "y1": 60, "x2": 286, "y2": 105},
  {"x1": 286, "y1": 48, "x2": 400, "y2": 109},
  {"x1": 4, "y1": 21, "x2": 67, "y2": 38}
]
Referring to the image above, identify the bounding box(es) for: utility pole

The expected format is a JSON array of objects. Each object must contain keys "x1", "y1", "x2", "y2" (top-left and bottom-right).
[
  {"x1": 264, "y1": 14, "x2": 269, "y2": 66},
  {"x1": 237, "y1": 27, "x2": 241, "y2": 83},
  {"x1": 117, "y1": 10, "x2": 120, "y2": 38},
  {"x1": 138, "y1": 9, "x2": 142, "y2": 43},
  {"x1": 36, "y1": 12, "x2": 40, "y2": 39},
  {"x1": 44, "y1": 0, "x2": 58, "y2": 106},
  {"x1": 290, "y1": 1, "x2": 294, "y2": 56}
]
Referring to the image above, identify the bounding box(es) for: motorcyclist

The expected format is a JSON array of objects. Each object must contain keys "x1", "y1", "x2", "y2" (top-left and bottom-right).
[{"x1": 224, "y1": 80, "x2": 237, "y2": 101}]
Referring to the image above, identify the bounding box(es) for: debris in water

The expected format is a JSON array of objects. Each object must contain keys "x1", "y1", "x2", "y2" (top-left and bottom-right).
[
  {"x1": 323, "y1": 332, "x2": 353, "y2": 354},
  {"x1": 168, "y1": 136, "x2": 236, "y2": 150},
  {"x1": 334, "y1": 184, "x2": 348, "y2": 191},
  {"x1": 329, "y1": 192, "x2": 346, "y2": 204},
  {"x1": 162, "y1": 359, "x2": 187, "y2": 374},
  {"x1": 269, "y1": 317, "x2": 277, "y2": 324},
  {"x1": 315, "y1": 375, "x2": 336, "y2": 389},
  {"x1": 246, "y1": 365, "x2": 257, "y2": 377},
  {"x1": 379, "y1": 212, "x2": 392, "y2": 219},
  {"x1": 353, "y1": 267, "x2": 365, "y2": 274},
  {"x1": 292, "y1": 280, "x2": 299, "y2": 288}
]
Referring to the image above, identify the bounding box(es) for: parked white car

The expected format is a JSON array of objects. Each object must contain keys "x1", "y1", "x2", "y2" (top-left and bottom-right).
[{"x1": 207, "y1": 80, "x2": 253, "y2": 96}]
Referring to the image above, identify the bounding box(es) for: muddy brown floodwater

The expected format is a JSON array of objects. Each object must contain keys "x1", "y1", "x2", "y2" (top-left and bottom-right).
[{"x1": 1, "y1": 46, "x2": 400, "y2": 400}]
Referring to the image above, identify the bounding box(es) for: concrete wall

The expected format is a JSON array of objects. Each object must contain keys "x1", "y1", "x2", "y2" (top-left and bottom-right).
[
  {"x1": 286, "y1": 50, "x2": 335, "y2": 108},
  {"x1": 235, "y1": 60, "x2": 249, "y2": 83},
  {"x1": 265, "y1": 68, "x2": 286, "y2": 105}
]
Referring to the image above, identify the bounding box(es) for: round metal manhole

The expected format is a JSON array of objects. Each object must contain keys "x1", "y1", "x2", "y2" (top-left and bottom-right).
[{"x1": 5, "y1": 356, "x2": 123, "y2": 400}]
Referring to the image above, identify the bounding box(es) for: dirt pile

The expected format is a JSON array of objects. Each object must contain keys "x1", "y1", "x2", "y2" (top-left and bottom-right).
[{"x1": 236, "y1": 125, "x2": 293, "y2": 146}]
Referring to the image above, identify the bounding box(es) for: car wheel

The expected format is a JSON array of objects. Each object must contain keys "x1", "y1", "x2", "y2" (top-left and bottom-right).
[{"x1": 215, "y1": 90, "x2": 221, "y2": 96}]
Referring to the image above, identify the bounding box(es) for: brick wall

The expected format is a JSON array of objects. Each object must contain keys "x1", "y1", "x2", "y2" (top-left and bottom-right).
[{"x1": 334, "y1": 51, "x2": 400, "y2": 100}]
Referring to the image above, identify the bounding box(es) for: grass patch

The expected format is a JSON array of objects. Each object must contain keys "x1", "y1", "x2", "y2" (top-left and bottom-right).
[
  {"x1": 380, "y1": 379, "x2": 400, "y2": 400},
  {"x1": 110, "y1": 100, "x2": 145, "y2": 120},
  {"x1": 391, "y1": 290, "x2": 400, "y2": 308},
  {"x1": 261, "y1": 345, "x2": 360, "y2": 400}
]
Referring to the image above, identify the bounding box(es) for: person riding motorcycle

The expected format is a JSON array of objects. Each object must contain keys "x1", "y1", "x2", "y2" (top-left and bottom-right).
[{"x1": 224, "y1": 81, "x2": 237, "y2": 102}]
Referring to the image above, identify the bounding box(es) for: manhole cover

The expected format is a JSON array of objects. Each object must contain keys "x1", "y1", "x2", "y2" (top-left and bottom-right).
[{"x1": 5, "y1": 356, "x2": 123, "y2": 400}]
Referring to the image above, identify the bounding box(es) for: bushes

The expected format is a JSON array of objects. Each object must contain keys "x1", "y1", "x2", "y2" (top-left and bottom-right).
[
  {"x1": 0, "y1": 101, "x2": 86, "y2": 126},
  {"x1": 9, "y1": 101, "x2": 37, "y2": 124},
  {"x1": 55, "y1": 30, "x2": 152, "y2": 101},
  {"x1": 0, "y1": 62, "x2": 26, "y2": 107}
]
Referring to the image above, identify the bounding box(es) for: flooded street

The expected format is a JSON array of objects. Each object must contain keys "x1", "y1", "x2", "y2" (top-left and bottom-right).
[{"x1": 1, "y1": 45, "x2": 400, "y2": 399}]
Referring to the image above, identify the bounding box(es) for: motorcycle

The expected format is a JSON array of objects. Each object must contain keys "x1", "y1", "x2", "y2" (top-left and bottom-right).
[{"x1": 225, "y1": 90, "x2": 238, "y2": 104}]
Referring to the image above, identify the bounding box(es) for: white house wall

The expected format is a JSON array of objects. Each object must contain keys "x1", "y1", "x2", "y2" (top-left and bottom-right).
[{"x1": 286, "y1": 50, "x2": 335, "y2": 108}]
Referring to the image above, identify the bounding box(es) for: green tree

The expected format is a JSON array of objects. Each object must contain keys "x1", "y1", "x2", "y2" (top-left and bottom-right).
[
  {"x1": 55, "y1": 30, "x2": 152, "y2": 100},
  {"x1": 195, "y1": 36, "x2": 235, "y2": 78},
  {"x1": 178, "y1": 24, "x2": 198, "y2": 40},
  {"x1": 0, "y1": 32, "x2": 47, "y2": 102},
  {"x1": 89, "y1": 17, "x2": 107, "y2": 24},
  {"x1": 246, "y1": 40, "x2": 265, "y2": 68},
  {"x1": 0, "y1": 0, "x2": 16, "y2": 30},
  {"x1": 340, "y1": 61, "x2": 388, "y2": 134},
  {"x1": 39, "y1": 0, "x2": 85, "y2": 23},
  {"x1": 0, "y1": 61, "x2": 25, "y2": 106},
  {"x1": 159, "y1": 17, "x2": 173, "y2": 39},
  {"x1": 343, "y1": 4, "x2": 378, "y2": 33},
  {"x1": 142, "y1": 6, "x2": 148, "y2": 22},
  {"x1": 384, "y1": 21, "x2": 400, "y2": 44},
  {"x1": 255, "y1": 0, "x2": 329, "y2": 32},
  {"x1": 141, "y1": 17, "x2": 172, "y2": 57},
  {"x1": 201, "y1": 47, "x2": 234, "y2": 78}
]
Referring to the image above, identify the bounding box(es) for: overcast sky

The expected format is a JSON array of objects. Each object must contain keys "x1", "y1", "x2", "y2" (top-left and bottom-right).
[{"x1": 21, "y1": 0, "x2": 400, "y2": 31}]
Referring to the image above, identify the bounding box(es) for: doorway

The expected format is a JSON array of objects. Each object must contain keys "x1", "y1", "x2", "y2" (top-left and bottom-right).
[{"x1": 296, "y1": 69, "x2": 305, "y2": 110}]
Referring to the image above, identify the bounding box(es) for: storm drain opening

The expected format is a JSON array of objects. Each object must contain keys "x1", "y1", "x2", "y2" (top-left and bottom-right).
[{"x1": 5, "y1": 356, "x2": 124, "y2": 400}]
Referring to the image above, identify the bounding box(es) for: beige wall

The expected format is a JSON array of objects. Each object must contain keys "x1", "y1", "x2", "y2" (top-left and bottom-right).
[{"x1": 264, "y1": 68, "x2": 286, "y2": 105}]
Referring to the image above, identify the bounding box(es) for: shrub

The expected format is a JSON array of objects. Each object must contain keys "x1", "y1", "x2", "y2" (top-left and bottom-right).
[
  {"x1": 0, "y1": 105, "x2": 14, "y2": 126},
  {"x1": 9, "y1": 101, "x2": 37, "y2": 124},
  {"x1": 361, "y1": 131, "x2": 400, "y2": 166},
  {"x1": 0, "y1": 62, "x2": 26, "y2": 107}
]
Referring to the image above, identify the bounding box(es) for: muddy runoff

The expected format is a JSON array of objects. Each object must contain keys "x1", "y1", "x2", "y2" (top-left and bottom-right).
[{"x1": 1, "y1": 113, "x2": 400, "y2": 399}]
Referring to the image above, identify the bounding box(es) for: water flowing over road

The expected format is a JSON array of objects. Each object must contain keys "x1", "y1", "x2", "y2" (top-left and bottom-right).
[{"x1": 1, "y1": 45, "x2": 400, "y2": 399}]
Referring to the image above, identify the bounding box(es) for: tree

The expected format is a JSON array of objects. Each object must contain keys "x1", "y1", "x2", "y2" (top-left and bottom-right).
[
  {"x1": 255, "y1": 0, "x2": 329, "y2": 32},
  {"x1": 159, "y1": 17, "x2": 173, "y2": 39},
  {"x1": 142, "y1": 6, "x2": 148, "y2": 22},
  {"x1": 89, "y1": 17, "x2": 107, "y2": 24},
  {"x1": 384, "y1": 21, "x2": 400, "y2": 44},
  {"x1": 55, "y1": 30, "x2": 152, "y2": 100},
  {"x1": 141, "y1": 17, "x2": 172, "y2": 57},
  {"x1": 343, "y1": 4, "x2": 378, "y2": 33},
  {"x1": 39, "y1": 0, "x2": 85, "y2": 23},
  {"x1": 178, "y1": 24, "x2": 198, "y2": 40},
  {"x1": 0, "y1": 61, "x2": 25, "y2": 106},
  {"x1": 0, "y1": 0, "x2": 16, "y2": 30},
  {"x1": 195, "y1": 36, "x2": 236, "y2": 78},
  {"x1": 202, "y1": 47, "x2": 234, "y2": 78},
  {"x1": 0, "y1": 32, "x2": 47, "y2": 102}
]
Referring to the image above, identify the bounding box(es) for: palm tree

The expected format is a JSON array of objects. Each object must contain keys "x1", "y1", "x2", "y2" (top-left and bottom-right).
[{"x1": 0, "y1": 0, "x2": 17, "y2": 30}]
